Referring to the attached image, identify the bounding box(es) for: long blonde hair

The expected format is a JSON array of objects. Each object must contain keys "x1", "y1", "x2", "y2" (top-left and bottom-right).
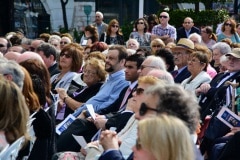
[{"x1": 138, "y1": 115, "x2": 195, "y2": 160}]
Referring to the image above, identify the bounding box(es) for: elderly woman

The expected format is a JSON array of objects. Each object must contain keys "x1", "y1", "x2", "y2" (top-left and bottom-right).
[
  {"x1": 132, "y1": 115, "x2": 195, "y2": 160},
  {"x1": 217, "y1": 18, "x2": 240, "y2": 43},
  {"x1": 56, "y1": 58, "x2": 107, "y2": 118},
  {"x1": 60, "y1": 36, "x2": 72, "y2": 50},
  {"x1": 150, "y1": 38, "x2": 165, "y2": 55},
  {"x1": 181, "y1": 51, "x2": 212, "y2": 94},
  {"x1": 129, "y1": 18, "x2": 151, "y2": 47},
  {"x1": 100, "y1": 19, "x2": 124, "y2": 45}
]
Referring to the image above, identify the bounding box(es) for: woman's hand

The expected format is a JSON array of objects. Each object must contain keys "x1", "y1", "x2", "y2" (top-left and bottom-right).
[{"x1": 55, "y1": 88, "x2": 68, "y2": 100}]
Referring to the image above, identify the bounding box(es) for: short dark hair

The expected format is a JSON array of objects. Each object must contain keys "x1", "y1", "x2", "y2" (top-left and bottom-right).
[
  {"x1": 126, "y1": 54, "x2": 145, "y2": 69},
  {"x1": 145, "y1": 84, "x2": 200, "y2": 134},
  {"x1": 36, "y1": 42, "x2": 58, "y2": 60},
  {"x1": 155, "y1": 48, "x2": 175, "y2": 72}
]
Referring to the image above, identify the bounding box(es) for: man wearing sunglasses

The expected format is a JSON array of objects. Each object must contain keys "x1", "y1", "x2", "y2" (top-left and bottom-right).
[
  {"x1": 98, "y1": 84, "x2": 203, "y2": 160},
  {"x1": 151, "y1": 12, "x2": 176, "y2": 45}
]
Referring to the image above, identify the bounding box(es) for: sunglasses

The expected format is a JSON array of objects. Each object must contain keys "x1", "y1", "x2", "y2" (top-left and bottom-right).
[
  {"x1": 133, "y1": 87, "x2": 144, "y2": 95},
  {"x1": 111, "y1": 25, "x2": 119, "y2": 28},
  {"x1": 0, "y1": 44, "x2": 6, "y2": 48},
  {"x1": 60, "y1": 52, "x2": 72, "y2": 58},
  {"x1": 137, "y1": 22, "x2": 144, "y2": 25},
  {"x1": 224, "y1": 23, "x2": 232, "y2": 27},
  {"x1": 135, "y1": 138, "x2": 142, "y2": 150},
  {"x1": 60, "y1": 41, "x2": 68, "y2": 45},
  {"x1": 159, "y1": 15, "x2": 168, "y2": 19},
  {"x1": 139, "y1": 102, "x2": 159, "y2": 116},
  {"x1": 152, "y1": 45, "x2": 161, "y2": 48}
]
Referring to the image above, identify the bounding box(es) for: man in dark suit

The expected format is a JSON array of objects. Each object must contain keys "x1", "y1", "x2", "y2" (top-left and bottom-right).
[
  {"x1": 36, "y1": 43, "x2": 60, "y2": 76},
  {"x1": 177, "y1": 17, "x2": 200, "y2": 42},
  {"x1": 171, "y1": 38, "x2": 194, "y2": 83},
  {"x1": 56, "y1": 54, "x2": 145, "y2": 152},
  {"x1": 197, "y1": 48, "x2": 240, "y2": 157}
]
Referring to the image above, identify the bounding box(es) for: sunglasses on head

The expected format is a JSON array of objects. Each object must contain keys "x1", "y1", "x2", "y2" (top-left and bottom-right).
[
  {"x1": 139, "y1": 102, "x2": 159, "y2": 116},
  {"x1": 159, "y1": 15, "x2": 168, "y2": 19},
  {"x1": 132, "y1": 87, "x2": 144, "y2": 95},
  {"x1": 60, "y1": 52, "x2": 72, "y2": 58}
]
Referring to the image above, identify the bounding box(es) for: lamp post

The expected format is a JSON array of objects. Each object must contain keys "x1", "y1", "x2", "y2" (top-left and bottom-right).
[{"x1": 83, "y1": 5, "x2": 92, "y2": 25}]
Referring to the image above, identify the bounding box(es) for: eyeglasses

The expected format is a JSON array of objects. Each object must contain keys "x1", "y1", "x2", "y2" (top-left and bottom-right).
[
  {"x1": 52, "y1": 44, "x2": 59, "y2": 47},
  {"x1": 135, "y1": 138, "x2": 142, "y2": 150},
  {"x1": 83, "y1": 70, "x2": 97, "y2": 75},
  {"x1": 159, "y1": 15, "x2": 168, "y2": 19},
  {"x1": 188, "y1": 59, "x2": 202, "y2": 63},
  {"x1": 152, "y1": 45, "x2": 161, "y2": 48},
  {"x1": 132, "y1": 87, "x2": 144, "y2": 95},
  {"x1": 29, "y1": 47, "x2": 35, "y2": 51},
  {"x1": 140, "y1": 65, "x2": 155, "y2": 70},
  {"x1": 184, "y1": 22, "x2": 192, "y2": 24},
  {"x1": 224, "y1": 23, "x2": 232, "y2": 27},
  {"x1": 139, "y1": 102, "x2": 159, "y2": 116},
  {"x1": 111, "y1": 25, "x2": 119, "y2": 28},
  {"x1": 60, "y1": 41, "x2": 68, "y2": 45},
  {"x1": 137, "y1": 22, "x2": 144, "y2": 24},
  {"x1": 0, "y1": 44, "x2": 6, "y2": 48},
  {"x1": 60, "y1": 52, "x2": 72, "y2": 58}
]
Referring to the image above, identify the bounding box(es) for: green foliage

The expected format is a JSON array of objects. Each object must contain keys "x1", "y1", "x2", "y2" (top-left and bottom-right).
[
  {"x1": 121, "y1": 20, "x2": 134, "y2": 42},
  {"x1": 168, "y1": 9, "x2": 229, "y2": 29}
]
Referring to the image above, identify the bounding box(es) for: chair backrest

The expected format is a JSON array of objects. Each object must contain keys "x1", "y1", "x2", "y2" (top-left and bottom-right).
[{"x1": 0, "y1": 136, "x2": 25, "y2": 160}]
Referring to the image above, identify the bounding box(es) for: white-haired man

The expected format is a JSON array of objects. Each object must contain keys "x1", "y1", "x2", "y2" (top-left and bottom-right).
[{"x1": 92, "y1": 11, "x2": 108, "y2": 39}]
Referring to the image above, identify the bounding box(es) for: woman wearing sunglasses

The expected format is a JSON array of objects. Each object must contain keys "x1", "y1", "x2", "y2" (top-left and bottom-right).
[
  {"x1": 133, "y1": 115, "x2": 194, "y2": 160},
  {"x1": 217, "y1": 18, "x2": 240, "y2": 43},
  {"x1": 50, "y1": 43, "x2": 83, "y2": 123},
  {"x1": 99, "y1": 19, "x2": 124, "y2": 45},
  {"x1": 129, "y1": 18, "x2": 151, "y2": 47}
]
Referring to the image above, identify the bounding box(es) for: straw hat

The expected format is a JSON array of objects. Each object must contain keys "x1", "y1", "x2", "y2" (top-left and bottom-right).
[
  {"x1": 172, "y1": 38, "x2": 194, "y2": 50},
  {"x1": 226, "y1": 48, "x2": 240, "y2": 59}
]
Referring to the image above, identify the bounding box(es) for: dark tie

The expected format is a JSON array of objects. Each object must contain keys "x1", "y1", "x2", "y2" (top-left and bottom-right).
[{"x1": 172, "y1": 70, "x2": 178, "y2": 78}]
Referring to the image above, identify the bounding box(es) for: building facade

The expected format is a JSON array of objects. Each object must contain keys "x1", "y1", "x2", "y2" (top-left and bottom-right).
[{"x1": 0, "y1": 0, "x2": 161, "y2": 38}]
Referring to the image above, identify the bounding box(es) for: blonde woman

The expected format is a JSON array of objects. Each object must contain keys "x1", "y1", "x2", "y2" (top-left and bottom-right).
[
  {"x1": 150, "y1": 38, "x2": 165, "y2": 55},
  {"x1": 133, "y1": 115, "x2": 194, "y2": 160}
]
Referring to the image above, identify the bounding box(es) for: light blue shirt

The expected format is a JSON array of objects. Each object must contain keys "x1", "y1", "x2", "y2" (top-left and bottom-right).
[{"x1": 73, "y1": 69, "x2": 129, "y2": 117}]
